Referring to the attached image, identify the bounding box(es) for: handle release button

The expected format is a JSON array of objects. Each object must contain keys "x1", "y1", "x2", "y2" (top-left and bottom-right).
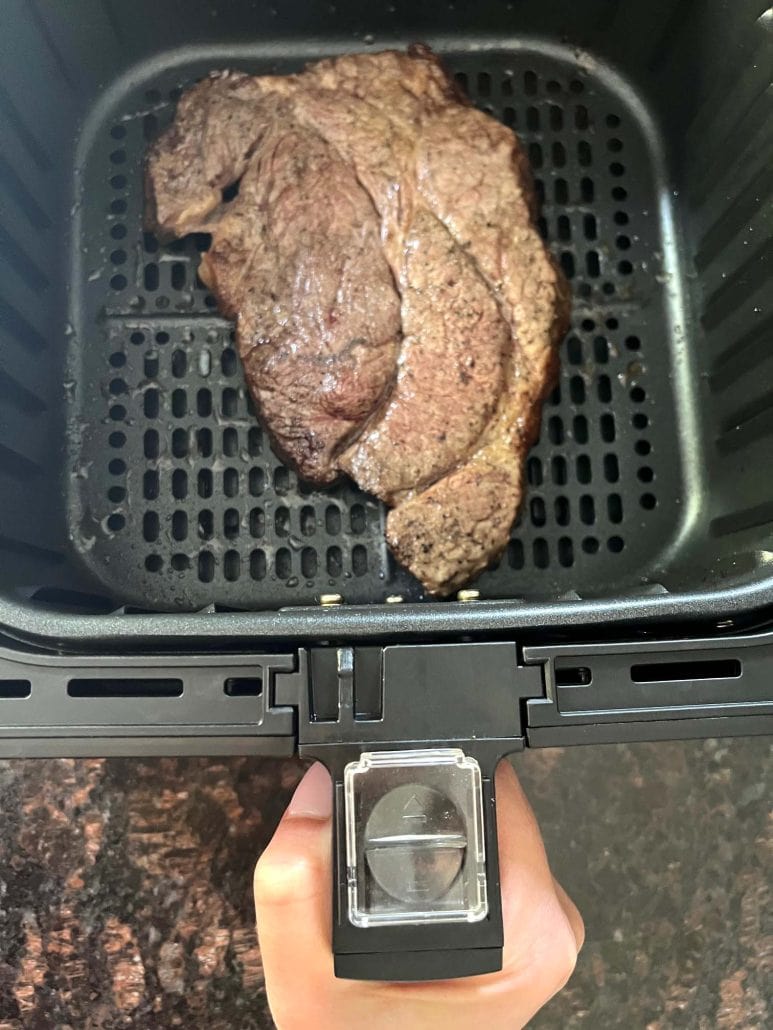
[{"x1": 344, "y1": 749, "x2": 488, "y2": 928}]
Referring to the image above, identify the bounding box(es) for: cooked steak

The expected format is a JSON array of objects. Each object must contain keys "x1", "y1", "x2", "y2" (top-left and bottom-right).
[{"x1": 146, "y1": 47, "x2": 570, "y2": 594}]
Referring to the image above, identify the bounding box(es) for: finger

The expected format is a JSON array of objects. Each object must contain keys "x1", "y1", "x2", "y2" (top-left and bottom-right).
[
  {"x1": 552, "y1": 876, "x2": 585, "y2": 953},
  {"x1": 254, "y1": 762, "x2": 336, "y2": 1026},
  {"x1": 491, "y1": 760, "x2": 581, "y2": 1020},
  {"x1": 360, "y1": 760, "x2": 580, "y2": 1030}
]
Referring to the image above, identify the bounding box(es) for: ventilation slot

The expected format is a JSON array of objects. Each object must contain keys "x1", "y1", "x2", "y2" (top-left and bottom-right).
[
  {"x1": 0, "y1": 679, "x2": 31, "y2": 698},
  {"x1": 67, "y1": 678, "x2": 184, "y2": 697},
  {"x1": 224, "y1": 676, "x2": 262, "y2": 696},
  {"x1": 630, "y1": 659, "x2": 742, "y2": 683},
  {"x1": 555, "y1": 666, "x2": 592, "y2": 686}
]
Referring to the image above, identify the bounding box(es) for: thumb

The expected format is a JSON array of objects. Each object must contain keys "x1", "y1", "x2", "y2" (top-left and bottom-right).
[{"x1": 254, "y1": 762, "x2": 335, "y2": 1021}]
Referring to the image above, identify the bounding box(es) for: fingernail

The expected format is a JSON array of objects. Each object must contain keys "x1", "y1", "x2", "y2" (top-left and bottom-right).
[{"x1": 287, "y1": 762, "x2": 332, "y2": 820}]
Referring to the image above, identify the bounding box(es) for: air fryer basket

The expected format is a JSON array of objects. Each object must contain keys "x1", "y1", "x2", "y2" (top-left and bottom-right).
[
  {"x1": 0, "y1": 0, "x2": 771, "y2": 637},
  {"x1": 73, "y1": 49, "x2": 683, "y2": 611}
]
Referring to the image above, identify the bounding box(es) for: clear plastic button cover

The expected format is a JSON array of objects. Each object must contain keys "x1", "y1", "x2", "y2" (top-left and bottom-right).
[{"x1": 344, "y1": 748, "x2": 488, "y2": 928}]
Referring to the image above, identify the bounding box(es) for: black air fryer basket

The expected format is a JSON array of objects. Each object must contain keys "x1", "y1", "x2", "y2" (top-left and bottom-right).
[{"x1": 1, "y1": 0, "x2": 771, "y2": 981}]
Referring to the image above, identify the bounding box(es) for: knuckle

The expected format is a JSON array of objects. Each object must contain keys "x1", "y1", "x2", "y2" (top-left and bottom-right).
[
  {"x1": 546, "y1": 917, "x2": 579, "y2": 993},
  {"x1": 253, "y1": 849, "x2": 320, "y2": 909}
]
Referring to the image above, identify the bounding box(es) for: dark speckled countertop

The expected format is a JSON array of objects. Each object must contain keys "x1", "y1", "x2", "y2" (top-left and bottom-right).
[{"x1": 0, "y1": 739, "x2": 770, "y2": 1028}]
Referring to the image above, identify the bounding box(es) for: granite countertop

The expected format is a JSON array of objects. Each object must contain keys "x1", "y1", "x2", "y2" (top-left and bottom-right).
[{"x1": 0, "y1": 738, "x2": 770, "y2": 1028}]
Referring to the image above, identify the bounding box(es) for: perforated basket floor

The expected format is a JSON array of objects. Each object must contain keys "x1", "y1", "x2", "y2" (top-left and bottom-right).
[{"x1": 67, "y1": 44, "x2": 684, "y2": 611}]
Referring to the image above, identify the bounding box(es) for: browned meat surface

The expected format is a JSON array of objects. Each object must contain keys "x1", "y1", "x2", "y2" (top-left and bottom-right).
[
  {"x1": 147, "y1": 79, "x2": 400, "y2": 482},
  {"x1": 386, "y1": 99, "x2": 570, "y2": 591},
  {"x1": 340, "y1": 210, "x2": 509, "y2": 503},
  {"x1": 145, "y1": 46, "x2": 569, "y2": 594},
  {"x1": 145, "y1": 72, "x2": 266, "y2": 238}
]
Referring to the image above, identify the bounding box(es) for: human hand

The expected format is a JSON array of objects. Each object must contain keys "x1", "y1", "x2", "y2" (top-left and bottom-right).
[{"x1": 254, "y1": 760, "x2": 583, "y2": 1029}]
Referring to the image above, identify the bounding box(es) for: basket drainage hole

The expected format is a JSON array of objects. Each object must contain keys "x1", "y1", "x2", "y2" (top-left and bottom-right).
[
  {"x1": 222, "y1": 348, "x2": 238, "y2": 376},
  {"x1": 172, "y1": 512, "x2": 188, "y2": 541},
  {"x1": 224, "y1": 508, "x2": 240, "y2": 538},
  {"x1": 604, "y1": 455, "x2": 619, "y2": 483},
  {"x1": 251, "y1": 550, "x2": 267, "y2": 581},
  {"x1": 197, "y1": 389, "x2": 212, "y2": 417},
  {"x1": 558, "y1": 537, "x2": 574, "y2": 567},
  {"x1": 533, "y1": 539, "x2": 549, "y2": 568},
  {"x1": 172, "y1": 428, "x2": 188, "y2": 458},
  {"x1": 552, "y1": 456, "x2": 568, "y2": 484},
  {"x1": 143, "y1": 512, "x2": 159, "y2": 542},
  {"x1": 507, "y1": 539, "x2": 524, "y2": 570},
  {"x1": 198, "y1": 511, "x2": 214, "y2": 540},
  {"x1": 144, "y1": 430, "x2": 159, "y2": 459},
  {"x1": 224, "y1": 551, "x2": 241, "y2": 581},
  {"x1": 172, "y1": 470, "x2": 188, "y2": 499},
  {"x1": 145, "y1": 554, "x2": 162, "y2": 572},
  {"x1": 106, "y1": 513, "x2": 125, "y2": 532},
  {"x1": 197, "y1": 471, "x2": 213, "y2": 502},
  {"x1": 608, "y1": 494, "x2": 623, "y2": 523},
  {"x1": 301, "y1": 547, "x2": 317, "y2": 578},
  {"x1": 327, "y1": 546, "x2": 343, "y2": 577}
]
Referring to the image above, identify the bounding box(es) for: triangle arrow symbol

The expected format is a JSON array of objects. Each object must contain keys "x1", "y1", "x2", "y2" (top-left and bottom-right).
[{"x1": 402, "y1": 794, "x2": 426, "y2": 822}]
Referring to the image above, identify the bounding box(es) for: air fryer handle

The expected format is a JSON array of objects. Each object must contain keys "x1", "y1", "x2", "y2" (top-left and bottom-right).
[
  {"x1": 291, "y1": 643, "x2": 534, "y2": 980},
  {"x1": 306, "y1": 745, "x2": 506, "y2": 982}
]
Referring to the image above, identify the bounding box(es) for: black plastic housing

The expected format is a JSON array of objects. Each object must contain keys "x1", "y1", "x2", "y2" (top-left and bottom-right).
[{"x1": 0, "y1": 0, "x2": 770, "y2": 647}]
